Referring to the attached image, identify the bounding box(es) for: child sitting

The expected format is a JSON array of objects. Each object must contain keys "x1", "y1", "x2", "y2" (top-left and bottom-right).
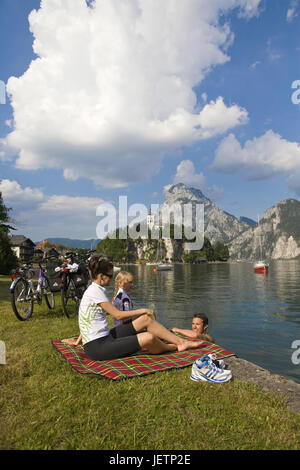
[
  {"x1": 112, "y1": 271, "x2": 135, "y2": 327},
  {"x1": 171, "y1": 313, "x2": 215, "y2": 343}
]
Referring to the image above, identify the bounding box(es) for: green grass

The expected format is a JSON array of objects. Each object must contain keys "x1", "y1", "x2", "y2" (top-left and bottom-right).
[{"x1": 0, "y1": 275, "x2": 299, "y2": 450}]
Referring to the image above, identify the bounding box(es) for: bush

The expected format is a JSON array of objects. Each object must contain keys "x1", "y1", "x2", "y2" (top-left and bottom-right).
[
  {"x1": 213, "y1": 241, "x2": 230, "y2": 260},
  {"x1": 0, "y1": 232, "x2": 18, "y2": 274}
]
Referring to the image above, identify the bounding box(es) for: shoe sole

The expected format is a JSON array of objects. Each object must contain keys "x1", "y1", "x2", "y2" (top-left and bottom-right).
[{"x1": 190, "y1": 372, "x2": 232, "y2": 383}]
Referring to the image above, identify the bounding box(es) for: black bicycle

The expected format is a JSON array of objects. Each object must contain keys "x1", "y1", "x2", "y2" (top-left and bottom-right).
[
  {"x1": 58, "y1": 251, "x2": 92, "y2": 318},
  {"x1": 10, "y1": 257, "x2": 55, "y2": 321}
]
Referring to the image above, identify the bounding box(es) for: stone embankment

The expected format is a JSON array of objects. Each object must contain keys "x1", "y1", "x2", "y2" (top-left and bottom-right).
[{"x1": 225, "y1": 356, "x2": 300, "y2": 413}]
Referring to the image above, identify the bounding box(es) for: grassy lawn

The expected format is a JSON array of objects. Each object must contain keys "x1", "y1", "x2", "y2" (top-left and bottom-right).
[{"x1": 0, "y1": 275, "x2": 299, "y2": 450}]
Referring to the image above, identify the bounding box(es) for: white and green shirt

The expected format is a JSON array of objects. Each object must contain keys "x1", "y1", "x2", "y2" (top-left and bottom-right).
[{"x1": 79, "y1": 282, "x2": 110, "y2": 345}]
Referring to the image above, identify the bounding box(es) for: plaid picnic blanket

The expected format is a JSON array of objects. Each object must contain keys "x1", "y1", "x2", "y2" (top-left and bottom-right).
[{"x1": 52, "y1": 336, "x2": 235, "y2": 380}]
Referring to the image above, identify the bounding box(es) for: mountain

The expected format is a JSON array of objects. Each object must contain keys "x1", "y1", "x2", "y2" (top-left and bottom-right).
[
  {"x1": 35, "y1": 238, "x2": 101, "y2": 250},
  {"x1": 239, "y1": 216, "x2": 257, "y2": 227},
  {"x1": 229, "y1": 199, "x2": 300, "y2": 260},
  {"x1": 161, "y1": 183, "x2": 250, "y2": 245}
]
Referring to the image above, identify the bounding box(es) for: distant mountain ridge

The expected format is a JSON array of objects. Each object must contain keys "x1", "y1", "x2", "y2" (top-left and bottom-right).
[
  {"x1": 239, "y1": 216, "x2": 257, "y2": 227},
  {"x1": 161, "y1": 183, "x2": 250, "y2": 245},
  {"x1": 161, "y1": 184, "x2": 300, "y2": 260},
  {"x1": 37, "y1": 188, "x2": 300, "y2": 260},
  {"x1": 35, "y1": 238, "x2": 101, "y2": 249},
  {"x1": 228, "y1": 199, "x2": 300, "y2": 260}
]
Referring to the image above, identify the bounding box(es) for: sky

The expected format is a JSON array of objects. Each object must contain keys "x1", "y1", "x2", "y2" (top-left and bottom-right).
[{"x1": 0, "y1": 0, "x2": 300, "y2": 241}]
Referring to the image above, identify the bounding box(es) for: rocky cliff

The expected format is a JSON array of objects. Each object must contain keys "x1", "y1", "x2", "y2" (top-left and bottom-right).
[
  {"x1": 228, "y1": 199, "x2": 300, "y2": 260},
  {"x1": 98, "y1": 185, "x2": 300, "y2": 261},
  {"x1": 161, "y1": 183, "x2": 249, "y2": 245}
]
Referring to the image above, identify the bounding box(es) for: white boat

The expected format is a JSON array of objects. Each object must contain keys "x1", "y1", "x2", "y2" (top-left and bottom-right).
[
  {"x1": 154, "y1": 264, "x2": 173, "y2": 271},
  {"x1": 152, "y1": 237, "x2": 173, "y2": 271},
  {"x1": 254, "y1": 215, "x2": 269, "y2": 274}
]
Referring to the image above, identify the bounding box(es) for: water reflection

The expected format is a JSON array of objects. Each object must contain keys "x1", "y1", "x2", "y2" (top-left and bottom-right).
[{"x1": 116, "y1": 261, "x2": 300, "y2": 383}]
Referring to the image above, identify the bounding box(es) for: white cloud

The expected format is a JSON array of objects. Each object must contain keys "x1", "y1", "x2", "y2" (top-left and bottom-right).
[
  {"x1": 172, "y1": 159, "x2": 224, "y2": 201},
  {"x1": 39, "y1": 194, "x2": 104, "y2": 217},
  {"x1": 0, "y1": 179, "x2": 44, "y2": 204},
  {"x1": 3, "y1": 0, "x2": 260, "y2": 188},
  {"x1": 210, "y1": 130, "x2": 300, "y2": 191},
  {"x1": 201, "y1": 93, "x2": 208, "y2": 103},
  {"x1": 266, "y1": 38, "x2": 281, "y2": 62},
  {"x1": 237, "y1": 0, "x2": 263, "y2": 18},
  {"x1": 163, "y1": 184, "x2": 172, "y2": 194},
  {"x1": 0, "y1": 179, "x2": 107, "y2": 239},
  {"x1": 173, "y1": 160, "x2": 205, "y2": 190},
  {"x1": 250, "y1": 60, "x2": 261, "y2": 69},
  {"x1": 287, "y1": 0, "x2": 299, "y2": 22},
  {"x1": 0, "y1": 138, "x2": 18, "y2": 162}
]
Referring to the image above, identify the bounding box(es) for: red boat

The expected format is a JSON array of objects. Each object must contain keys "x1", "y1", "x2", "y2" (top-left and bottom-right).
[{"x1": 254, "y1": 261, "x2": 269, "y2": 273}]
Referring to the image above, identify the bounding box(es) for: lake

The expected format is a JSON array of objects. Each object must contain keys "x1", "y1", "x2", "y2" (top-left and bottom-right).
[{"x1": 107, "y1": 260, "x2": 300, "y2": 384}]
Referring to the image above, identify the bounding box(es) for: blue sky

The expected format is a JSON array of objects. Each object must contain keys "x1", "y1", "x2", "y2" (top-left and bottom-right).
[{"x1": 0, "y1": 0, "x2": 300, "y2": 241}]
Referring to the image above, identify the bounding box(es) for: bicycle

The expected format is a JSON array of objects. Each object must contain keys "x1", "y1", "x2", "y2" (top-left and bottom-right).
[
  {"x1": 58, "y1": 251, "x2": 93, "y2": 318},
  {"x1": 10, "y1": 257, "x2": 56, "y2": 321}
]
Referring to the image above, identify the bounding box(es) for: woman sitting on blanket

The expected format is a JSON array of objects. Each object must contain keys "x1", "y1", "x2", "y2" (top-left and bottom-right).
[{"x1": 62, "y1": 254, "x2": 202, "y2": 361}]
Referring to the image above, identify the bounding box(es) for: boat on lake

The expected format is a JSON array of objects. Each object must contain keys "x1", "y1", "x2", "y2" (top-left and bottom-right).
[
  {"x1": 254, "y1": 215, "x2": 269, "y2": 274},
  {"x1": 154, "y1": 264, "x2": 173, "y2": 271},
  {"x1": 152, "y1": 235, "x2": 173, "y2": 272},
  {"x1": 253, "y1": 260, "x2": 269, "y2": 273}
]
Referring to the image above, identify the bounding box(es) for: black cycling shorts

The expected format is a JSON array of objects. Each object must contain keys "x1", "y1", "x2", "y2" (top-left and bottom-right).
[{"x1": 83, "y1": 320, "x2": 140, "y2": 361}]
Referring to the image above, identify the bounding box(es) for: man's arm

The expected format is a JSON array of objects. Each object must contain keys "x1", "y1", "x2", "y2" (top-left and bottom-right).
[
  {"x1": 171, "y1": 328, "x2": 215, "y2": 343},
  {"x1": 170, "y1": 327, "x2": 198, "y2": 339},
  {"x1": 198, "y1": 333, "x2": 215, "y2": 343}
]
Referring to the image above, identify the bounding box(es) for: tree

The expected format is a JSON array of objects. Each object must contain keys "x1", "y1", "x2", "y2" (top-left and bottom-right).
[
  {"x1": 96, "y1": 229, "x2": 136, "y2": 263},
  {"x1": 213, "y1": 241, "x2": 229, "y2": 260},
  {"x1": 0, "y1": 191, "x2": 18, "y2": 274},
  {"x1": 0, "y1": 191, "x2": 15, "y2": 235}
]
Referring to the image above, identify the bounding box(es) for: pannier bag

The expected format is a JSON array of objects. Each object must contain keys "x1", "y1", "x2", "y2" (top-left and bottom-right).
[
  {"x1": 45, "y1": 264, "x2": 62, "y2": 292},
  {"x1": 71, "y1": 262, "x2": 89, "y2": 288}
]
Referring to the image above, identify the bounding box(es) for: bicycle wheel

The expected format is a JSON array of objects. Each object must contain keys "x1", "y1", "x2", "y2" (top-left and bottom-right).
[
  {"x1": 61, "y1": 276, "x2": 79, "y2": 318},
  {"x1": 43, "y1": 277, "x2": 55, "y2": 310},
  {"x1": 11, "y1": 277, "x2": 34, "y2": 321}
]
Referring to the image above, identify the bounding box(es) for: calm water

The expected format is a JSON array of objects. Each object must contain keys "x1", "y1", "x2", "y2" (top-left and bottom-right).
[{"x1": 107, "y1": 261, "x2": 300, "y2": 384}]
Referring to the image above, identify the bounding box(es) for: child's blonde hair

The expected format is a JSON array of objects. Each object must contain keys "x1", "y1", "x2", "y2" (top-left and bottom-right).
[{"x1": 113, "y1": 271, "x2": 133, "y2": 298}]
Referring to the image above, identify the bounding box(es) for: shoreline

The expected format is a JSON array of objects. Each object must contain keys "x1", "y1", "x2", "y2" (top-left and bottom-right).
[
  {"x1": 2, "y1": 272, "x2": 299, "y2": 413},
  {"x1": 225, "y1": 356, "x2": 300, "y2": 413}
]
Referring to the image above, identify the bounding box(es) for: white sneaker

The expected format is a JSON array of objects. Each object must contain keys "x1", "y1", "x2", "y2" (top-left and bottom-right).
[
  {"x1": 190, "y1": 355, "x2": 232, "y2": 383},
  {"x1": 200, "y1": 354, "x2": 226, "y2": 370}
]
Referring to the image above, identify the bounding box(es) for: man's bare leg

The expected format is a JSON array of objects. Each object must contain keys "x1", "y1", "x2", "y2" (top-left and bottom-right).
[{"x1": 132, "y1": 315, "x2": 203, "y2": 351}]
